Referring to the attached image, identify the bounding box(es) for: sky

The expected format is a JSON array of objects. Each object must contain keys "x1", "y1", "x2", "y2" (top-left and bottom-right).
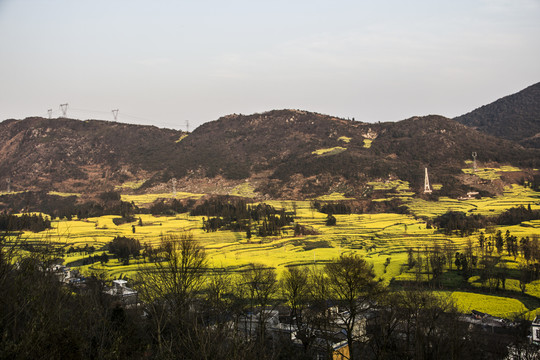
[{"x1": 0, "y1": 0, "x2": 539, "y2": 130}]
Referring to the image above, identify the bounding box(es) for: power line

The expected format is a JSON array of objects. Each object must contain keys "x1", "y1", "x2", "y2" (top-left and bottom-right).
[{"x1": 47, "y1": 104, "x2": 162, "y2": 126}]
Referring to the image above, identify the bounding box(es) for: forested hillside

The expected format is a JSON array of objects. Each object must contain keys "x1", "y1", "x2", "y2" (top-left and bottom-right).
[{"x1": 454, "y1": 82, "x2": 540, "y2": 148}]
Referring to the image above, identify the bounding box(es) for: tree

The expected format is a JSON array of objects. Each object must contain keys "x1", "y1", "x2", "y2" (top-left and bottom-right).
[
  {"x1": 325, "y1": 214, "x2": 337, "y2": 226},
  {"x1": 108, "y1": 236, "x2": 141, "y2": 265},
  {"x1": 429, "y1": 245, "x2": 445, "y2": 285},
  {"x1": 407, "y1": 247, "x2": 416, "y2": 269},
  {"x1": 478, "y1": 231, "x2": 485, "y2": 253},
  {"x1": 495, "y1": 230, "x2": 504, "y2": 255},
  {"x1": 280, "y1": 267, "x2": 314, "y2": 353},
  {"x1": 100, "y1": 252, "x2": 109, "y2": 264},
  {"x1": 239, "y1": 263, "x2": 278, "y2": 345},
  {"x1": 135, "y1": 233, "x2": 207, "y2": 356},
  {"x1": 519, "y1": 263, "x2": 532, "y2": 294},
  {"x1": 325, "y1": 254, "x2": 381, "y2": 360},
  {"x1": 443, "y1": 242, "x2": 455, "y2": 271}
]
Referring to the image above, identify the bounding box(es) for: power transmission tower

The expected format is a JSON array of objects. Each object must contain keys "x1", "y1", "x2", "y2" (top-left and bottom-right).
[
  {"x1": 112, "y1": 109, "x2": 119, "y2": 121},
  {"x1": 186, "y1": 120, "x2": 190, "y2": 133},
  {"x1": 60, "y1": 103, "x2": 68, "y2": 117},
  {"x1": 472, "y1": 152, "x2": 478, "y2": 172},
  {"x1": 172, "y1": 178, "x2": 177, "y2": 197},
  {"x1": 6, "y1": 178, "x2": 11, "y2": 193},
  {"x1": 424, "y1": 167, "x2": 432, "y2": 194},
  {"x1": 47, "y1": 109, "x2": 53, "y2": 119}
]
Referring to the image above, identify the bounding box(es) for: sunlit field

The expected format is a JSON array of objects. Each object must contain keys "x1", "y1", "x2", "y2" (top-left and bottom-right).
[{"x1": 11, "y1": 167, "x2": 540, "y2": 318}]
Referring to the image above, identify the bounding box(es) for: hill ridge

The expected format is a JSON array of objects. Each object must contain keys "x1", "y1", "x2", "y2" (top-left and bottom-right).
[{"x1": 454, "y1": 81, "x2": 540, "y2": 148}]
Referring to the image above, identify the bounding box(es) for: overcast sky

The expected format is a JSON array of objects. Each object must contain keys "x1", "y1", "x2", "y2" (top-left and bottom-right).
[{"x1": 0, "y1": 0, "x2": 539, "y2": 130}]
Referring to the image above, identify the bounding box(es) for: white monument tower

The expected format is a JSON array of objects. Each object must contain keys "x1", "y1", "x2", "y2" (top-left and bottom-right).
[{"x1": 424, "y1": 167, "x2": 432, "y2": 194}]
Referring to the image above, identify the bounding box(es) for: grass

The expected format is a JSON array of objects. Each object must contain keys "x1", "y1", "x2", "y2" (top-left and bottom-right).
[
  {"x1": 315, "y1": 192, "x2": 355, "y2": 201},
  {"x1": 448, "y1": 291, "x2": 527, "y2": 318},
  {"x1": 312, "y1": 147, "x2": 347, "y2": 156},
  {"x1": 367, "y1": 179, "x2": 412, "y2": 193},
  {"x1": 230, "y1": 182, "x2": 258, "y2": 198},
  {"x1": 121, "y1": 192, "x2": 204, "y2": 206},
  {"x1": 48, "y1": 191, "x2": 81, "y2": 197},
  {"x1": 462, "y1": 166, "x2": 523, "y2": 180},
  {"x1": 115, "y1": 180, "x2": 146, "y2": 191},
  {"x1": 176, "y1": 134, "x2": 188, "y2": 143}
]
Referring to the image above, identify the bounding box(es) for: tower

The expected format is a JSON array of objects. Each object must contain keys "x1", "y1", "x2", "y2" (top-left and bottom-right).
[
  {"x1": 424, "y1": 167, "x2": 432, "y2": 194},
  {"x1": 60, "y1": 103, "x2": 68, "y2": 117},
  {"x1": 112, "y1": 109, "x2": 119, "y2": 121},
  {"x1": 472, "y1": 152, "x2": 478, "y2": 172},
  {"x1": 172, "y1": 178, "x2": 177, "y2": 197},
  {"x1": 6, "y1": 178, "x2": 11, "y2": 193}
]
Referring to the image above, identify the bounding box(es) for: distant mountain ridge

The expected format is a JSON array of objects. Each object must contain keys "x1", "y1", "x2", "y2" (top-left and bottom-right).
[
  {"x1": 1, "y1": 83, "x2": 539, "y2": 199},
  {"x1": 454, "y1": 82, "x2": 540, "y2": 148},
  {"x1": 163, "y1": 110, "x2": 536, "y2": 198},
  {"x1": 0, "y1": 117, "x2": 183, "y2": 193}
]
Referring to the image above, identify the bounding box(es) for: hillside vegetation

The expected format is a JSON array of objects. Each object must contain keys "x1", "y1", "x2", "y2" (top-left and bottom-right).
[
  {"x1": 0, "y1": 117, "x2": 183, "y2": 193},
  {"x1": 454, "y1": 82, "x2": 540, "y2": 148}
]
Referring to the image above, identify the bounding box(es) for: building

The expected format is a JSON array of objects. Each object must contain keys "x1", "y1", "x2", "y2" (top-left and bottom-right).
[
  {"x1": 104, "y1": 279, "x2": 138, "y2": 306},
  {"x1": 532, "y1": 316, "x2": 540, "y2": 345}
]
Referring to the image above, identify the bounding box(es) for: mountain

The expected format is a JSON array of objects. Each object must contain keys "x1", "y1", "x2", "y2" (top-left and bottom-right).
[
  {"x1": 0, "y1": 117, "x2": 183, "y2": 193},
  {"x1": 1, "y1": 109, "x2": 538, "y2": 200},
  {"x1": 158, "y1": 110, "x2": 538, "y2": 198},
  {"x1": 454, "y1": 82, "x2": 540, "y2": 148}
]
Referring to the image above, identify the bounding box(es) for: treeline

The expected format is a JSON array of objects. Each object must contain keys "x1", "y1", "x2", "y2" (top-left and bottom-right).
[
  {"x1": 432, "y1": 211, "x2": 488, "y2": 236},
  {"x1": 432, "y1": 205, "x2": 540, "y2": 235},
  {"x1": 406, "y1": 229, "x2": 540, "y2": 294},
  {"x1": 148, "y1": 198, "x2": 192, "y2": 216},
  {"x1": 1, "y1": 233, "x2": 525, "y2": 360},
  {"x1": 312, "y1": 198, "x2": 409, "y2": 216},
  {"x1": 192, "y1": 198, "x2": 294, "y2": 236},
  {"x1": 0, "y1": 213, "x2": 51, "y2": 232},
  {"x1": 496, "y1": 204, "x2": 540, "y2": 225},
  {"x1": 0, "y1": 190, "x2": 138, "y2": 221},
  {"x1": 312, "y1": 201, "x2": 351, "y2": 214},
  {"x1": 108, "y1": 236, "x2": 141, "y2": 265}
]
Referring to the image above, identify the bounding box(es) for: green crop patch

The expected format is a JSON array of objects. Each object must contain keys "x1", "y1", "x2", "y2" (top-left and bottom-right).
[{"x1": 312, "y1": 147, "x2": 346, "y2": 156}]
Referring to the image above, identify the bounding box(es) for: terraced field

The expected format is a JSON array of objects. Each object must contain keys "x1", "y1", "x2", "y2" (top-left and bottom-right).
[{"x1": 10, "y1": 167, "x2": 540, "y2": 318}]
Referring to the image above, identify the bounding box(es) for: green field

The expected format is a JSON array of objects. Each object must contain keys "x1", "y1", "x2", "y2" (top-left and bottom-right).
[{"x1": 10, "y1": 167, "x2": 540, "y2": 319}]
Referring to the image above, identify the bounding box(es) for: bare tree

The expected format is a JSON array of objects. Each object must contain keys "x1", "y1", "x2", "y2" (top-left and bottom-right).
[
  {"x1": 136, "y1": 232, "x2": 207, "y2": 355},
  {"x1": 281, "y1": 266, "x2": 315, "y2": 353},
  {"x1": 325, "y1": 253, "x2": 382, "y2": 360},
  {"x1": 239, "y1": 263, "x2": 278, "y2": 345}
]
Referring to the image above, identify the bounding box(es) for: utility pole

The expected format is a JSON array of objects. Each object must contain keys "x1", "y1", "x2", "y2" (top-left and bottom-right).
[
  {"x1": 472, "y1": 152, "x2": 478, "y2": 172},
  {"x1": 112, "y1": 109, "x2": 119, "y2": 121},
  {"x1": 60, "y1": 103, "x2": 68, "y2": 117},
  {"x1": 424, "y1": 167, "x2": 432, "y2": 194},
  {"x1": 47, "y1": 109, "x2": 52, "y2": 119}
]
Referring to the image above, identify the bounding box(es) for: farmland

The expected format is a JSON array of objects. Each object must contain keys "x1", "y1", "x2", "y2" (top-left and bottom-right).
[{"x1": 10, "y1": 167, "x2": 540, "y2": 319}]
